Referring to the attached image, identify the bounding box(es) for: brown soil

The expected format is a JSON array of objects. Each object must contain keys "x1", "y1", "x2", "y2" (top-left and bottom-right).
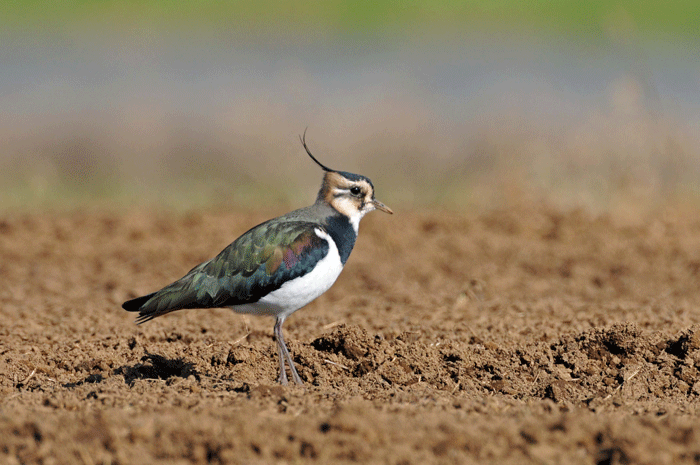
[{"x1": 3, "y1": 204, "x2": 700, "y2": 464}]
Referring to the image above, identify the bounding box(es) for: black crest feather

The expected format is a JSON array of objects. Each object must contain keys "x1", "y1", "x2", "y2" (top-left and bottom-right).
[{"x1": 300, "y1": 128, "x2": 334, "y2": 172}]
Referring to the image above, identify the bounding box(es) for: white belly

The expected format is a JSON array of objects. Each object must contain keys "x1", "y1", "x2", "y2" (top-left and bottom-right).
[{"x1": 231, "y1": 228, "x2": 343, "y2": 318}]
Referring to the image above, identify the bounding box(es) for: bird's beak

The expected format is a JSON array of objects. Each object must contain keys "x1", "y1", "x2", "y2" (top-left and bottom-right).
[{"x1": 372, "y1": 199, "x2": 394, "y2": 214}]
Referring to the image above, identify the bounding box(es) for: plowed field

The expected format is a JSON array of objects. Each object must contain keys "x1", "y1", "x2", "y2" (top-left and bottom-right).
[{"x1": 3, "y1": 204, "x2": 700, "y2": 464}]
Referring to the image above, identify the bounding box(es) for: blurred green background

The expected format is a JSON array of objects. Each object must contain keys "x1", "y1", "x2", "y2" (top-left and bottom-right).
[{"x1": 2, "y1": 1, "x2": 699, "y2": 211}]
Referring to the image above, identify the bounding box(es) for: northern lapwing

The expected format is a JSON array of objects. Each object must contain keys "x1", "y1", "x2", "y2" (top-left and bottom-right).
[{"x1": 122, "y1": 133, "x2": 393, "y2": 385}]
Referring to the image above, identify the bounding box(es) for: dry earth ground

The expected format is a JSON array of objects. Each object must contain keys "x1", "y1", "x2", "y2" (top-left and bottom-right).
[{"x1": 3, "y1": 204, "x2": 700, "y2": 464}]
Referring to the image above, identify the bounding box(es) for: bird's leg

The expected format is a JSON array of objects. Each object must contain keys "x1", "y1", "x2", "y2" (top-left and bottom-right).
[
  {"x1": 274, "y1": 316, "x2": 303, "y2": 385},
  {"x1": 285, "y1": 351, "x2": 304, "y2": 386},
  {"x1": 277, "y1": 340, "x2": 289, "y2": 385}
]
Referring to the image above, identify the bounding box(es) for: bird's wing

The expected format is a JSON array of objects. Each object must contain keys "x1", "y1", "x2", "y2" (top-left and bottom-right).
[{"x1": 124, "y1": 220, "x2": 329, "y2": 322}]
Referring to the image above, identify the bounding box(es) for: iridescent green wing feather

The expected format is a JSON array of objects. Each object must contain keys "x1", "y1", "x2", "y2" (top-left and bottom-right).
[{"x1": 123, "y1": 220, "x2": 329, "y2": 322}]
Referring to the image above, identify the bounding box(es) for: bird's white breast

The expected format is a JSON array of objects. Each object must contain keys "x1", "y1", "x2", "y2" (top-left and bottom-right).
[{"x1": 231, "y1": 228, "x2": 343, "y2": 318}]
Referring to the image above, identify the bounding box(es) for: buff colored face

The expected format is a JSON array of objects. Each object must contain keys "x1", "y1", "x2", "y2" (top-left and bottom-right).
[{"x1": 323, "y1": 171, "x2": 393, "y2": 222}]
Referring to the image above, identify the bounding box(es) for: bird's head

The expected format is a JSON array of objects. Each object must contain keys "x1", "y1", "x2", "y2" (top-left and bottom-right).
[{"x1": 301, "y1": 132, "x2": 393, "y2": 229}]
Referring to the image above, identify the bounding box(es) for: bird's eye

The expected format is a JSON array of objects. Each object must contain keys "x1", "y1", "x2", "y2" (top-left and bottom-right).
[{"x1": 350, "y1": 186, "x2": 362, "y2": 196}]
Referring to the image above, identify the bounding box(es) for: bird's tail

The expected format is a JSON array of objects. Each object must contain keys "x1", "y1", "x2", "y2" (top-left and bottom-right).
[{"x1": 122, "y1": 292, "x2": 160, "y2": 324}]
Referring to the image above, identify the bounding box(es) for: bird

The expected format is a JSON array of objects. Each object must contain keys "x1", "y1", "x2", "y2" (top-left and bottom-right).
[{"x1": 122, "y1": 132, "x2": 393, "y2": 385}]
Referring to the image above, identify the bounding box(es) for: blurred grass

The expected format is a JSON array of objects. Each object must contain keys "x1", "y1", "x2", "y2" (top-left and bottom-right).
[
  {"x1": 4, "y1": 1, "x2": 699, "y2": 40},
  {"x1": 3, "y1": 106, "x2": 699, "y2": 214},
  {"x1": 2, "y1": 1, "x2": 700, "y2": 213}
]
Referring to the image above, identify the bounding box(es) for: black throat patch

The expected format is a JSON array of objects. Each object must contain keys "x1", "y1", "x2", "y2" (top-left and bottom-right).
[{"x1": 324, "y1": 214, "x2": 357, "y2": 265}]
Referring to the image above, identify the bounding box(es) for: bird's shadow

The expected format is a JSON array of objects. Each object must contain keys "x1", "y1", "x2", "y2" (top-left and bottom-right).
[{"x1": 113, "y1": 352, "x2": 200, "y2": 386}]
